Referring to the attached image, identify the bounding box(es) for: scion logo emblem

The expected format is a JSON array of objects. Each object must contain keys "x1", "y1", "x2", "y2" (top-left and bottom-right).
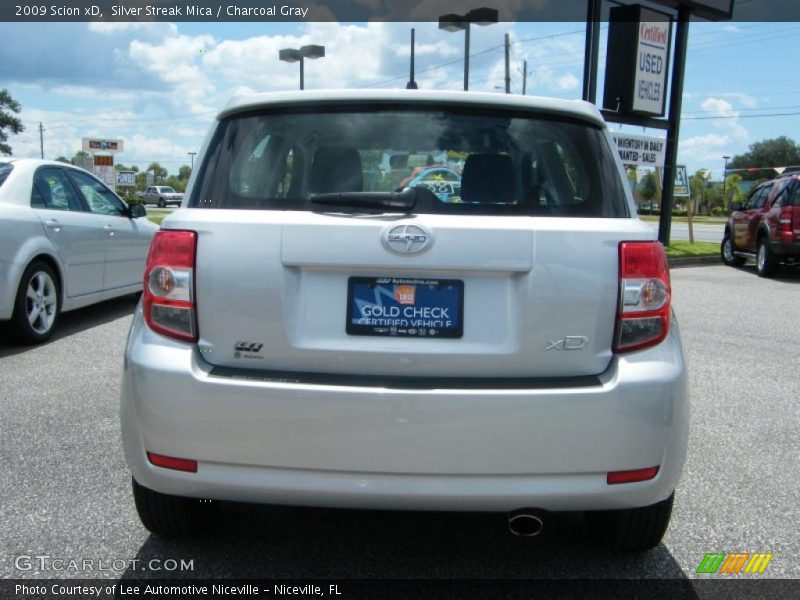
[
  {"x1": 545, "y1": 336, "x2": 588, "y2": 351},
  {"x1": 382, "y1": 224, "x2": 433, "y2": 255}
]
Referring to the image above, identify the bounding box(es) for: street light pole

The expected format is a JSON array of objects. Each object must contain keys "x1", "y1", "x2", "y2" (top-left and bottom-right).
[
  {"x1": 188, "y1": 152, "x2": 196, "y2": 169},
  {"x1": 722, "y1": 155, "x2": 731, "y2": 208},
  {"x1": 439, "y1": 8, "x2": 498, "y2": 92},
  {"x1": 279, "y1": 45, "x2": 325, "y2": 90}
]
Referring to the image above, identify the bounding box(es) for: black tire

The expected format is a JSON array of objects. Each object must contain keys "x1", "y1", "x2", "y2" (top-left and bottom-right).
[
  {"x1": 585, "y1": 492, "x2": 674, "y2": 553},
  {"x1": 131, "y1": 478, "x2": 210, "y2": 538},
  {"x1": 756, "y1": 236, "x2": 777, "y2": 278},
  {"x1": 11, "y1": 261, "x2": 61, "y2": 344},
  {"x1": 721, "y1": 231, "x2": 745, "y2": 267},
  {"x1": 158, "y1": 198, "x2": 166, "y2": 208}
]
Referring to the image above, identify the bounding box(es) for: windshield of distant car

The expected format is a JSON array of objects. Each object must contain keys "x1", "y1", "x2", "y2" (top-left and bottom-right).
[
  {"x1": 0, "y1": 163, "x2": 12, "y2": 188},
  {"x1": 189, "y1": 106, "x2": 629, "y2": 217},
  {"x1": 160, "y1": 187, "x2": 176, "y2": 193}
]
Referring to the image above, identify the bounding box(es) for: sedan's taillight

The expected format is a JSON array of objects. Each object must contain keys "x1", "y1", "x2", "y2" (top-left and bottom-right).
[
  {"x1": 614, "y1": 241, "x2": 671, "y2": 353},
  {"x1": 143, "y1": 230, "x2": 198, "y2": 342}
]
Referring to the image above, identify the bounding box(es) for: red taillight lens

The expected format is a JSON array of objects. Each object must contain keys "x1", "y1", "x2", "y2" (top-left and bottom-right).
[
  {"x1": 778, "y1": 207, "x2": 792, "y2": 232},
  {"x1": 147, "y1": 452, "x2": 198, "y2": 473},
  {"x1": 607, "y1": 466, "x2": 659, "y2": 485},
  {"x1": 615, "y1": 242, "x2": 671, "y2": 353},
  {"x1": 778, "y1": 206, "x2": 795, "y2": 243},
  {"x1": 143, "y1": 230, "x2": 198, "y2": 342}
]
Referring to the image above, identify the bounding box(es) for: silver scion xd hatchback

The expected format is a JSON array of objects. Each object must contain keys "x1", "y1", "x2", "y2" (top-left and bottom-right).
[{"x1": 120, "y1": 90, "x2": 688, "y2": 552}]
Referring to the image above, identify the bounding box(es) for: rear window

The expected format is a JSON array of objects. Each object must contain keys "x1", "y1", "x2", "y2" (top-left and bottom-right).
[
  {"x1": 190, "y1": 107, "x2": 628, "y2": 217},
  {"x1": 0, "y1": 163, "x2": 12, "y2": 188}
]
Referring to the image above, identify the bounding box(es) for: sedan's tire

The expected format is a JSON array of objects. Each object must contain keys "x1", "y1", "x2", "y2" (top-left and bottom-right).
[
  {"x1": 721, "y1": 232, "x2": 745, "y2": 267},
  {"x1": 756, "y1": 237, "x2": 777, "y2": 278},
  {"x1": 11, "y1": 261, "x2": 61, "y2": 344},
  {"x1": 132, "y1": 478, "x2": 211, "y2": 538},
  {"x1": 585, "y1": 492, "x2": 674, "y2": 553},
  {"x1": 158, "y1": 198, "x2": 166, "y2": 208}
]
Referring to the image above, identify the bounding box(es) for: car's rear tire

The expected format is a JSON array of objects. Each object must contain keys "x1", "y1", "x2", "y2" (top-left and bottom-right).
[
  {"x1": 721, "y1": 232, "x2": 745, "y2": 267},
  {"x1": 158, "y1": 198, "x2": 166, "y2": 208},
  {"x1": 11, "y1": 261, "x2": 61, "y2": 344},
  {"x1": 584, "y1": 492, "x2": 674, "y2": 553},
  {"x1": 756, "y1": 236, "x2": 777, "y2": 278},
  {"x1": 131, "y1": 478, "x2": 211, "y2": 538}
]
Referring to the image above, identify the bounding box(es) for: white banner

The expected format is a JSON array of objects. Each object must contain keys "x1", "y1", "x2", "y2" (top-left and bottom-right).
[{"x1": 611, "y1": 132, "x2": 666, "y2": 167}]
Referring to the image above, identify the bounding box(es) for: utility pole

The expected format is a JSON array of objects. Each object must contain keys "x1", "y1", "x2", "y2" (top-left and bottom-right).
[
  {"x1": 406, "y1": 28, "x2": 418, "y2": 89},
  {"x1": 522, "y1": 60, "x2": 528, "y2": 95},
  {"x1": 504, "y1": 33, "x2": 511, "y2": 94},
  {"x1": 188, "y1": 152, "x2": 197, "y2": 168},
  {"x1": 39, "y1": 122, "x2": 44, "y2": 159}
]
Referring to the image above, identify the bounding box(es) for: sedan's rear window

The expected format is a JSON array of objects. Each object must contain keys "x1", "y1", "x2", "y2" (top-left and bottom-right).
[
  {"x1": 190, "y1": 107, "x2": 628, "y2": 217},
  {"x1": 0, "y1": 163, "x2": 12, "y2": 188}
]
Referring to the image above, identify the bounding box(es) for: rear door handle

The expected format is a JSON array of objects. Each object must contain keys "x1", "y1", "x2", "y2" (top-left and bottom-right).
[
  {"x1": 45, "y1": 219, "x2": 61, "y2": 232},
  {"x1": 104, "y1": 224, "x2": 115, "y2": 236}
]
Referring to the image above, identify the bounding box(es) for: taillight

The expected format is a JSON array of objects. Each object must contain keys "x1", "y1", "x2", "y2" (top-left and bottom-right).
[
  {"x1": 143, "y1": 230, "x2": 198, "y2": 342},
  {"x1": 614, "y1": 241, "x2": 671, "y2": 353},
  {"x1": 778, "y1": 207, "x2": 792, "y2": 232},
  {"x1": 778, "y1": 206, "x2": 795, "y2": 243}
]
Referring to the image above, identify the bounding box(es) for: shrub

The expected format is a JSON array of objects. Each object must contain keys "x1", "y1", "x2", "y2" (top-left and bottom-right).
[{"x1": 122, "y1": 193, "x2": 143, "y2": 205}]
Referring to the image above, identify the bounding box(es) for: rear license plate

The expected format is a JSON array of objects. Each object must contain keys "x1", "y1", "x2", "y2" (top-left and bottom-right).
[{"x1": 347, "y1": 277, "x2": 464, "y2": 338}]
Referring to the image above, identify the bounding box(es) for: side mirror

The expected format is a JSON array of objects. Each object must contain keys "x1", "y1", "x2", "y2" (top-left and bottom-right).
[
  {"x1": 129, "y1": 204, "x2": 146, "y2": 219},
  {"x1": 729, "y1": 202, "x2": 742, "y2": 212}
]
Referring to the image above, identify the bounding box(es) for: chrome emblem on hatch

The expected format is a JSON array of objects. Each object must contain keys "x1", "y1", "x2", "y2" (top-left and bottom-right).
[
  {"x1": 382, "y1": 224, "x2": 433, "y2": 255},
  {"x1": 545, "y1": 336, "x2": 589, "y2": 351}
]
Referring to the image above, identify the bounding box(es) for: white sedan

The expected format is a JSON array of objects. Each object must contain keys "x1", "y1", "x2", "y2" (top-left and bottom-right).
[{"x1": 0, "y1": 159, "x2": 158, "y2": 343}]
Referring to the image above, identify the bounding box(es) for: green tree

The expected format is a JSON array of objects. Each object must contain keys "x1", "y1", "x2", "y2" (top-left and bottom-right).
[
  {"x1": 728, "y1": 136, "x2": 800, "y2": 180},
  {"x1": 723, "y1": 173, "x2": 744, "y2": 206},
  {"x1": 147, "y1": 162, "x2": 168, "y2": 181},
  {"x1": 178, "y1": 165, "x2": 192, "y2": 180},
  {"x1": 0, "y1": 89, "x2": 24, "y2": 156},
  {"x1": 54, "y1": 156, "x2": 71, "y2": 164},
  {"x1": 639, "y1": 171, "x2": 658, "y2": 203}
]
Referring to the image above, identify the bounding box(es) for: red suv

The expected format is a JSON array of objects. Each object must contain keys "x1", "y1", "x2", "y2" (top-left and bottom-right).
[{"x1": 721, "y1": 173, "x2": 800, "y2": 277}]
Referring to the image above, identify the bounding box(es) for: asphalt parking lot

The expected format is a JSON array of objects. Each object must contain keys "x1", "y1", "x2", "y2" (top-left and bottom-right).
[{"x1": 1, "y1": 264, "x2": 798, "y2": 584}]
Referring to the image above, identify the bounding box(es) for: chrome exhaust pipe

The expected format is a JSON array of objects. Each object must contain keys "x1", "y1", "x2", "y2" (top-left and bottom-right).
[{"x1": 508, "y1": 509, "x2": 545, "y2": 537}]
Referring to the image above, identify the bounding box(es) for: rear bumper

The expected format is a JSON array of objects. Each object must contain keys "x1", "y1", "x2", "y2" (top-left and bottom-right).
[
  {"x1": 0, "y1": 258, "x2": 20, "y2": 320},
  {"x1": 770, "y1": 241, "x2": 800, "y2": 257},
  {"x1": 120, "y1": 310, "x2": 689, "y2": 512}
]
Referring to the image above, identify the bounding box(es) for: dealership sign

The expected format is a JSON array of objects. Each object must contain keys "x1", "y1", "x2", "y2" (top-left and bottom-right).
[
  {"x1": 612, "y1": 133, "x2": 666, "y2": 167},
  {"x1": 81, "y1": 138, "x2": 124, "y2": 154},
  {"x1": 673, "y1": 165, "x2": 690, "y2": 197},
  {"x1": 603, "y1": 5, "x2": 673, "y2": 117},
  {"x1": 116, "y1": 171, "x2": 136, "y2": 187}
]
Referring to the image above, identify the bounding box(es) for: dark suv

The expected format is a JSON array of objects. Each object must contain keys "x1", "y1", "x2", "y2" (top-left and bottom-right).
[{"x1": 721, "y1": 173, "x2": 800, "y2": 277}]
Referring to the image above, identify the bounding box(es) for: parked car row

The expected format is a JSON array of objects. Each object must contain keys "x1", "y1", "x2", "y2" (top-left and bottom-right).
[{"x1": 0, "y1": 159, "x2": 158, "y2": 342}]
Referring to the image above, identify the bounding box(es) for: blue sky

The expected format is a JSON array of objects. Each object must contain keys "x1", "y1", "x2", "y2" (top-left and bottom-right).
[{"x1": 1, "y1": 19, "x2": 799, "y2": 180}]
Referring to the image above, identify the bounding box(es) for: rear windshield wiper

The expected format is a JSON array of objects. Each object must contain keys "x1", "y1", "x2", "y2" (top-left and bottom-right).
[{"x1": 310, "y1": 187, "x2": 418, "y2": 211}]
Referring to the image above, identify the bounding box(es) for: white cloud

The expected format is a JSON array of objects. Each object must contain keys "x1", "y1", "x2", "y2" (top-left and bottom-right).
[
  {"x1": 555, "y1": 73, "x2": 579, "y2": 91},
  {"x1": 699, "y1": 96, "x2": 748, "y2": 142},
  {"x1": 678, "y1": 133, "x2": 733, "y2": 165}
]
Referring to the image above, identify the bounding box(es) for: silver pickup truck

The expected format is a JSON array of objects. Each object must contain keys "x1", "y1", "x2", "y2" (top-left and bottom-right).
[{"x1": 142, "y1": 186, "x2": 183, "y2": 208}]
